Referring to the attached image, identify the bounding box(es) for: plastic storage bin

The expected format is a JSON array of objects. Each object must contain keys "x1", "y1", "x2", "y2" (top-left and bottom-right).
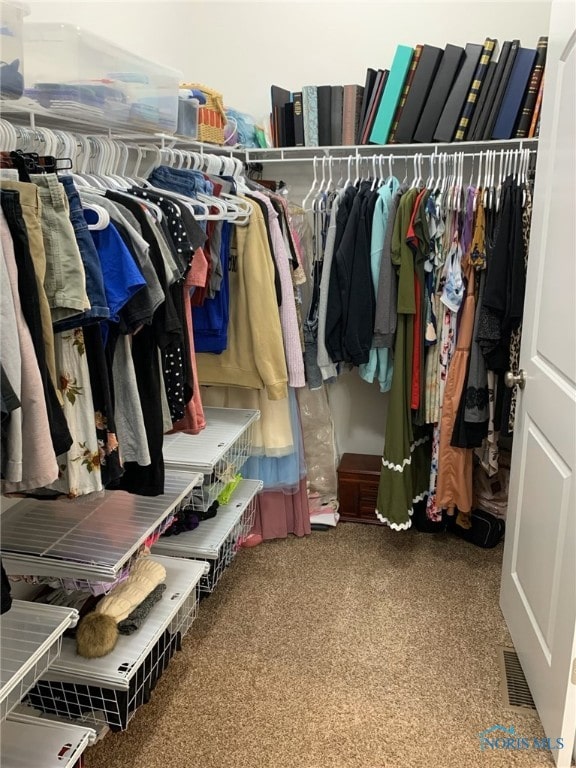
[
  {"x1": 23, "y1": 23, "x2": 181, "y2": 132},
  {"x1": 0, "y1": 1, "x2": 28, "y2": 100}
]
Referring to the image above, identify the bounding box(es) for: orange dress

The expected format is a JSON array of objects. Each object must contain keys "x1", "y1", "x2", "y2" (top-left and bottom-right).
[{"x1": 435, "y1": 264, "x2": 476, "y2": 522}]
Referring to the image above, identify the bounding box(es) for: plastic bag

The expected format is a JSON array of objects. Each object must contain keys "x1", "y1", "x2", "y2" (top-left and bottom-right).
[
  {"x1": 473, "y1": 451, "x2": 511, "y2": 520},
  {"x1": 297, "y1": 386, "x2": 337, "y2": 502}
]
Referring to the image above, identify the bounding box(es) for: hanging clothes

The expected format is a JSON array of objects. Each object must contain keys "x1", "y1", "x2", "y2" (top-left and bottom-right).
[
  {"x1": 359, "y1": 177, "x2": 399, "y2": 392},
  {"x1": 196, "y1": 198, "x2": 289, "y2": 399},
  {"x1": 375, "y1": 188, "x2": 431, "y2": 530}
]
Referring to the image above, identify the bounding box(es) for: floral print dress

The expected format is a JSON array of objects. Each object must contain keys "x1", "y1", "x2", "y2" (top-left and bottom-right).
[{"x1": 49, "y1": 328, "x2": 103, "y2": 497}]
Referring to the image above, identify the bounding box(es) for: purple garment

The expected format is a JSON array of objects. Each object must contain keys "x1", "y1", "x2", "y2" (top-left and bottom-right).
[{"x1": 249, "y1": 190, "x2": 305, "y2": 388}]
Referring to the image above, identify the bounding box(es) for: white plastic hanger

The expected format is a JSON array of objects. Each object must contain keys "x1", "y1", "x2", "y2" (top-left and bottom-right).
[
  {"x1": 370, "y1": 154, "x2": 378, "y2": 191},
  {"x1": 302, "y1": 155, "x2": 319, "y2": 209},
  {"x1": 425, "y1": 153, "x2": 434, "y2": 190},
  {"x1": 84, "y1": 203, "x2": 110, "y2": 230},
  {"x1": 343, "y1": 155, "x2": 353, "y2": 189},
  {"x1": 353, "y1": 153, "x2": 361, "y2": 186}
]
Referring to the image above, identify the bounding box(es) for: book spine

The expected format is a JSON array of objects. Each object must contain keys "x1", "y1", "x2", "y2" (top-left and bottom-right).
[
  {"x1": 302, "y1": 86, "x2": 319, "y2": 147},
  {"x1": 515, "y1": 36, "x2": 547, "y2": 138},
  {"x1": 353, "y1": 87, "x2": 364, "y2": 145},
  {"x1": 342, "y1": 85, "x2": 360, "y2": 146},
  {"x1": 331, "y1": 85, "x2": 344, "y2": 145},
  {"x1": 292, "y1": 92, "x2": 305, "y2": 147},
  {"x1": 389, "y1": 45, "x2": 423, "y2": 143},
  {"x1": 467, "y1": 60, "x2": 495, "y2": 140},
  {"x1": 358, "y1": 69, "x2": 377, "y2": 143},
  {"x1": 492, "y1": 47, "x2": 537, "y2": 139},
  {"x1": 528, "y1": 74, "x2": 544, "y2": 137},
  {"x1": 454, "y1": 38, "x2": 496, "y2": 141},
  {"x1": 362, "y1": 71, "x2": 388, "y2": 144},
  {"x1": 483, "y1": 39, "x2": 519, "y2": 140},
  {"x1": 413, "y1": 44, "x2": 464, "y2": 143},
  {"x1": 359, "y1": 69, "x2": 385, "y2": 144},
  {"x1": 370, "y1": 45, "x2": 414, "y2": 144},
  {"x1": 472, "y1": 40, "x2": 511, "y2": 140},
  {"x1": 283, "y1": 102, "x2": 296, "y2": 147},
  {"x1": 317, "y1": 85, "x2": 332, "y2": 146}
]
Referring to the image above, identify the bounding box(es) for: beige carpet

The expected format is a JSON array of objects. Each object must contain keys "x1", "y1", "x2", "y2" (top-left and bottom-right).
[{"x1": 85, "y1": 524, "x2": 555, "y2": 768}]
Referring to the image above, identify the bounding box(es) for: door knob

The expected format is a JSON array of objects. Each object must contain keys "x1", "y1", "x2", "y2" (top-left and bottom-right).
[{"x1": 504, "y1": 369, "x2": 527, "y2": 390}]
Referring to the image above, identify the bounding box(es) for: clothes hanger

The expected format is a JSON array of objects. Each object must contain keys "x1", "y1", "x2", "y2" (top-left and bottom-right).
[
  {"x1": 350, "y1": 153, "x2": 358, "y2": 187},
  {"x1": 455, "y1": 152, "x2": 464, "y2": 212},
  {"x1": 401, "y1": 155, "x2": 409, "y2": 186},
  {"x1": 370, "y1": 155, "x2": 378, "y2": 191},
  {"x1": 302, "y1": 155, "x2": 319, "y2": 210},
  {"x1": 425, "y1": 153, "x2": 434, "y2": 190},
  {"x1": 84, "y1": 202, "x2": 110, "y2": 230},
  {"x1": 327, "y1": 155, "x2": 335, "y2": 193},
  {"x1": 416, "y1": 153, "x2": 423, "y2": 189},
  {"x1": 312, "y1": 156, "x2": 328, "y2": 213},
  {"x1": 343, "y1": 155, "x2": 353, "y2": 189},
  {"x1": 409, "y1": 155, "x2": 418, "y2": 189}
]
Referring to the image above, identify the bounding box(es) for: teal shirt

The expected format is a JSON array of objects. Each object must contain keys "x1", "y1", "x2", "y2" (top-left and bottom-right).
[{"x1": 359, "y1": 177, "x2": 399, "y2": 392}]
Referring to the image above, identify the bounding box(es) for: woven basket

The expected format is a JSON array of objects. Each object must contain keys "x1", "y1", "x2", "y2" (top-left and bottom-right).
[{"x1": 181, "y1": 82, "x2": 226, "y2": 144}]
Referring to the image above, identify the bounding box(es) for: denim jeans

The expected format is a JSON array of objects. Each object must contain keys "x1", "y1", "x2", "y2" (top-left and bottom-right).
[
  {"x1": 54, "y1": 175, "x2": 110, "y2": 331},
  {"x1": 148, "y1": 165, "x2": 213, "y2": 225}
]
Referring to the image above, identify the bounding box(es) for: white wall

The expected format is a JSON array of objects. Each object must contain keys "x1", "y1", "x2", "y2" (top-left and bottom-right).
[
  {"x1": 27, "y1": 1, "x2": 551, "y2": 121},
  {"x1": 25, "y1": 0, "x2": 551, "y2": 457}
]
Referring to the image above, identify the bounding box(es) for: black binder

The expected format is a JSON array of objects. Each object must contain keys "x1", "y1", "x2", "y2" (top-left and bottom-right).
[
  {"x1": 394, "y1": 44, "x2": 443, "y2": 143},
  {"x1": 292, "y1": 91, "x2": 305, "y2": 146},
  {"x1": 433, "y1": 43, "x2": 483, "y2": 142},
  {"x1": 317, "y1": 85, "x2": 332, "y2": 146},
  {"x1": 471, "y1": 40, "x2": 512, "y2": 140},
  {"x1": 283, "y1": 102, "x2": 296, "y2": 147},
  {"x1": 413, "y1": 44, "x2": 464, "y2": 143},
  {"x1": 482, "y1": 39, "x2": 520, "y2": 140},
  {"x1": 331, "y1": 85, "x2": 344, "y2": 145},
  {"x1": 467, "y1": 59, "x2": 496, "y2": 140},
  {"x1": 357, "y1": 68, "x2": 377, "y2": 143}
]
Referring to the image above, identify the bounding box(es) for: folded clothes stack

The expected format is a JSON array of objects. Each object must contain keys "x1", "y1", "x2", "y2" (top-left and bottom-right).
[
  {"x1": 161, "y1": 499, "x2": 219, "y2": 536},
  {"x1": 34, "y1": 555, "x2": 168, "y2": 658}
]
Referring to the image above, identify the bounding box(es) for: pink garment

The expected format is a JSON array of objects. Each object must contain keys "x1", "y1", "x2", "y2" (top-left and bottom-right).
[
  {"x1": 0, "y1": 211, "x2": 59, "y2": 491},
  {"x1": 249, "y1": 191, "x2": 306, "y2": 388},
  {"x1": 250, "y1": 478, "x2": 311, "y2": 541},
  {"x1": 169, "y1": 248, "x2": 208, "y2": 435}
]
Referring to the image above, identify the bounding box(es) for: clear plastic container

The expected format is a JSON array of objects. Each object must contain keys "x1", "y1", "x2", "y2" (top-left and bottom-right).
[
  {"x1": 0, "y1": 2, "x2": 29, "y2": 100},
  {"x1": 23, "y1": 23, "x2": 181, "y2": 132}
]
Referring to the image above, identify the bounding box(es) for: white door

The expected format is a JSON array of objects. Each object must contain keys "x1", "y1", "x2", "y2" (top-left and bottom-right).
[{"x1": 500, "y1": 2, "x2": 576, "y2": 766}]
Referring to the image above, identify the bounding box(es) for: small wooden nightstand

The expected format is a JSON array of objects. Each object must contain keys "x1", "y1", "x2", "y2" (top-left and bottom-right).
[{"x1": 337, "y1": 453, "x2": 383, "y2": 524}]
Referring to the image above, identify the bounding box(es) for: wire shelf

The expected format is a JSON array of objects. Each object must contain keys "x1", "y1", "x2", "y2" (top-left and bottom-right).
[
  {"x1": 0, "y1": 471, "x2": 203, "y2": 586},
  {"x1": 26, "y1": 556, "x2": 206, "y2": 732},
  {"x1": 163, "y1": 408, "x2": 260, "y2": 512},
  {"x1": 1, "y1": 713, "x2": 96, "y2": 768},
  {"x1": 0, "y1": 602, "x2": 78, "y2": 723},
  {"x1": 151, "y1": 479, "x2": 262, "y2": 594}
]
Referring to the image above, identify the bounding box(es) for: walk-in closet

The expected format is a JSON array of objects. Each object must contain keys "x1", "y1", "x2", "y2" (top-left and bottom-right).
[{"x1": 0, "y1": 1, "x2": 574, "y2": 767}]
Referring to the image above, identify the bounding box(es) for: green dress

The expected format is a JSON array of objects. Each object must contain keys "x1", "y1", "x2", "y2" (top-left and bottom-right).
[{"x1": 375, "y1": 189, "x2": 432, "y2": 530}]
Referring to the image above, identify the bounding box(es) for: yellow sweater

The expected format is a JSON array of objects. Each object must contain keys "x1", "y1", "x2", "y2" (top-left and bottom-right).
[{"x1": 196, "y1": 200, "x2": 288, "y2": 400}]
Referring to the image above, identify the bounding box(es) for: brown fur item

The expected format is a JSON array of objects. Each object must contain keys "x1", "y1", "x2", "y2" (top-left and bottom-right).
[{"x1": 76, "y1": 612, "x2": 119, "y2": 658}]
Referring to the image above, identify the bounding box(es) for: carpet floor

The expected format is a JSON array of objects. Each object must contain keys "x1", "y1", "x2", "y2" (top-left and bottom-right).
[{"x1": 85, "y1": 524, "x2": 555, "y2": 768}]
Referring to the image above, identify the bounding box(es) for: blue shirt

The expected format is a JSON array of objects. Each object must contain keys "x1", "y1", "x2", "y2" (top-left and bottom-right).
[{"x1": 85, "y1": 211, "x2": 147, "y2": 323}]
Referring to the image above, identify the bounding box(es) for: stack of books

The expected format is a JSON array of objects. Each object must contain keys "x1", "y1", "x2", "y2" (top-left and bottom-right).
[{"x1": 270, "y1": 36, "x2": 547, "y2": 147}]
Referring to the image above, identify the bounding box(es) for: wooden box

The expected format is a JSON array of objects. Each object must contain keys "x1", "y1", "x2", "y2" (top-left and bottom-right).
[{"x1": 337, "y1": 453, "x2": 383, "y2": 524}]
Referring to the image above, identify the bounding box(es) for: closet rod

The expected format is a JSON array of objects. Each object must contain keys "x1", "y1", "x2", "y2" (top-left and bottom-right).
[
  {"x1": 243, "y1": 138, "x2": 538, "y2": 163},
  {"x1": 243, "y1": 148, "x2": 538, "y2": 165}
]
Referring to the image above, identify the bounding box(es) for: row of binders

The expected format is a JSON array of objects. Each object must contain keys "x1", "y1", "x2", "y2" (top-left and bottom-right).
[{"x1": 270, "y1": 35, "x2": 547, "y2": 148}]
